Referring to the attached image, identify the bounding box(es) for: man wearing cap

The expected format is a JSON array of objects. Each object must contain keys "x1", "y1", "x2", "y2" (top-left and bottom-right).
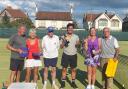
[
  {"x1": 60, "y1": 23, "x2": 80, "y2": 89},
  {"x1": 6, "y1": 24, "x2": 27, "y2": 84},
  {"x1": 41, "y1": 27, "x2": 60, "y2": 89}
]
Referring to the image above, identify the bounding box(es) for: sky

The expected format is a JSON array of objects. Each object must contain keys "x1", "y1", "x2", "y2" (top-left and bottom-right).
[{"x1": 0, "y1": 0, "x2": 128, "y2": 27}]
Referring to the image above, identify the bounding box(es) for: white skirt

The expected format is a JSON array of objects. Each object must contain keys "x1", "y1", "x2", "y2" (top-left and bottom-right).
[{"x1": 24, "y1": 59, "x2": 42, "y2": 68}]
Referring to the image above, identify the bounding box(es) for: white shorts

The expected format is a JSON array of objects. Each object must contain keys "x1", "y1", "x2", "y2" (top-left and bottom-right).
[{"x1": 24, "y1": 59, "x2": 42, "y2": 68}]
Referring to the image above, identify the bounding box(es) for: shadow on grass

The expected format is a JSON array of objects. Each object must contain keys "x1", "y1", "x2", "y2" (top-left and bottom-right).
[
  {"x1": 76, "y1": 69, "x2": 87, "y2": 86},
  {"x1": 98, "y1": 67, "x2": 123, "y2": 89},
  {"x1": 95, "y1": 80, "x2": 102, "y2": 88},
  {"x1": 20, "y1": 68, "x2": 102, "y2": 88},
  {"x1": 56, "y1": 68, "x2": 62, "y2": 85},
  {"x1": 39, "y1": 68, "x2": 74, "y2": 87},
  {"x1": 77, "y1": 69, "x2": 102, "y2": 88},
  {"x1": 20, "y1": 69, "x2": 41, "y2": 82},
  {"x1": 57, "y1": 68, "x2": 102, "y2": 88},
  {"x1": 39, "y1": 68, "x2": 52, "y2": 85},
  {"x1": 20, "y1": 69, "x2": 25, "y2": 82}
]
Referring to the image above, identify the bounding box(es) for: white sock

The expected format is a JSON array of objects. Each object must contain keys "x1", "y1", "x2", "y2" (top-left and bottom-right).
[
  {"x1": 52, "y1": 80, "x2": 55, "y2": 85},
  {"x1": 44, "y1": 81, "x2": 47, "y2": 85},
  {"x1": 91, "y1": 85, "x2": 95, "y2": 87},
  {"x1": 87, "y1": 85, "x2": 91, "y2": 88}
]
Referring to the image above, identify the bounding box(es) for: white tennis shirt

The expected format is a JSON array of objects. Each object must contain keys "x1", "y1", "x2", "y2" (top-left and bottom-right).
[{"x1": 42, "y1": 35, "x2": 60, "y2": 58}]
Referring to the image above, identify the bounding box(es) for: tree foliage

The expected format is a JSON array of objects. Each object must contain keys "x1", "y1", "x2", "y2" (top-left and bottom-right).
[
  {"x1": 1, "y1": 12, "x2": 11, "y2": 27},
  {"x1": 0, "y1": 15, "x2": 33, "y2": 28},
  {"x1": 11, "y1": 18, "x2": 33, "y2": 28}
]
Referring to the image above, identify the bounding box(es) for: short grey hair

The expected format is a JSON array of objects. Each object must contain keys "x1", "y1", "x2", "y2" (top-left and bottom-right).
[
  {"x1": 18, "y1": 24, "x2": 26, "y2": 30},
  {"x1": 103, "y1": 27, "x2": 110, "y2": 32}
]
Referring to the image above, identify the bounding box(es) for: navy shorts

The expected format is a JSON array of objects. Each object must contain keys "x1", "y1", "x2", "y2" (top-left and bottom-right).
[
  {"x1": 10, "y1": 58, "x2": 24, "y2": 71},
  {"x1": 44, "y1": 57, "x2": 58, "y2": 67}
]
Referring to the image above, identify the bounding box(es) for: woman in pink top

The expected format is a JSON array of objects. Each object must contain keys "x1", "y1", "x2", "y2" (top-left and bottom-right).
[{"x1": 25, "y1": 29, "x2": 42, "y2": 82}]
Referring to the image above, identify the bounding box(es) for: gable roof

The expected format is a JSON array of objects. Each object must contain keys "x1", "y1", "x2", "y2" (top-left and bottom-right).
[
  {"x1": 36, "y1": 11, "x2": 72, "y2": 21},
  {"x1": 107, "y1": 14, "x2": 115, "y2": 19},
  {"x1": 85, "y1": 13, "x2": 101, "y2": 22},
  {"x1": 85, "y1": 13, "x2": 115, "y2": 22},
  {"x1": 0, "y1": 7, "x2": 27, "y2": 18},
  {"x1": 110, "y1": 14, "x2": 123, "y2": 22},
  {"x1": 123, "y1": 16, "x2": 128, "y2": 22}
]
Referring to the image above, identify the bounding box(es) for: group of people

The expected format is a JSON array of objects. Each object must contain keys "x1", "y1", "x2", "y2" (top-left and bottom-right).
[
  {"x1": 84, "y1": 27, "x2": 119, "y2": 89},
  {"x1": 6, "y1": 23, "x2": 119, "y2": 89}
]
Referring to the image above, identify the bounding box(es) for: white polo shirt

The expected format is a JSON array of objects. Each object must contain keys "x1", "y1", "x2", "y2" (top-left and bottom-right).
[
  {"x1": 109, "y1": 35, "x2": 119, "y2": 48},
  {"x1": 42, "y1": 35, "x2": 60, "y2": 58}
]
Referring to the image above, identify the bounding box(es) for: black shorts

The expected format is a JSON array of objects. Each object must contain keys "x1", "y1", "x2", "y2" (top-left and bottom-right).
[
  {"x1": 10, "y1": 58, "x2": 24, "y2": 71},
  {"x1": 61, "y1": 53, "x2": 77, "y2": 68},
  {"x1": 44, "y1": 57, "x2": 58, "y2": 67}
]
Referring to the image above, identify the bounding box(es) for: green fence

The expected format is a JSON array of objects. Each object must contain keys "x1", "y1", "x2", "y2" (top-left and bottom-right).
[{"x1": 0, "y1": 28, "x2": 128, "y2": 41}]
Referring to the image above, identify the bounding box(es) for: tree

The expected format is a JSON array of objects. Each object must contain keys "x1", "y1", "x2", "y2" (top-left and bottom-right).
[
  {"x1": 2, "y1": 12, "x2": 11, "y2": 27},
  {"x1": 73, "y1": 19, "x2": 79, "y2": 29},
  {"x1": 122, "y1": 16, "x2": 128, "y2": 32},
  {"x1": 10, "y1": 17, "x2": 33, "y2": 28},
  {"x1": 83, "y1": 18, "x2": 89, "y2": 30}
]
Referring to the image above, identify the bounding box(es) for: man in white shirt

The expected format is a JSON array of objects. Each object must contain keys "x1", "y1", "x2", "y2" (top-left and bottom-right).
[{"x1": 42, "y1": 27, "x2": 60, "y2": 89}]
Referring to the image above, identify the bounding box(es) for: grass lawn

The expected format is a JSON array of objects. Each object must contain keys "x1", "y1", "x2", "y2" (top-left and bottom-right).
[{"x1": 0, "y1": 39, "x2": 127, "y2": 89}]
